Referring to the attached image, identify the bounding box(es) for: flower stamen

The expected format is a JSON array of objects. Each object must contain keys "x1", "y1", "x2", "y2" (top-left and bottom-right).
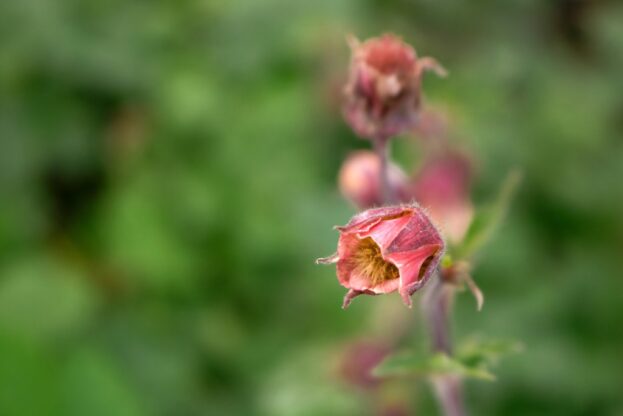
[{"x1": 351, "y1": 237, "x2": 399, "y2": 286}]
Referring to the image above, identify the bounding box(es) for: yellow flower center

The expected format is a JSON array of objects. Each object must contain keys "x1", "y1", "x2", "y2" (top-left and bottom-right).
[{"x1": 351, "y1": 237, "x2": 399, "y2": 286}]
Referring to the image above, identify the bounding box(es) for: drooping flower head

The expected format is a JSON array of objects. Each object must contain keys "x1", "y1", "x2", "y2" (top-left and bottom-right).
[
  {"x1": 338, "y1": 150, "x2": 410, "y2": 209},
  {"x1": 412, "y1": 150, "x2": 474, "y2": 244},
  {"x1": 343, "y1": 34, "x2": 446, "y2": 141},
  {"x1": 317, "y1": 205, "x2": 445, "y2": 308}
]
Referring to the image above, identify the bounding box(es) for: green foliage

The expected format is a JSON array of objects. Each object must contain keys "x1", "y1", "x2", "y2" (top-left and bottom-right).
[
  {"x1": 1, "y1": 0, "x2": 623, "y2": 414},
  {"x1": 61, "y1": 350, "x2": 145, "y2": 416},
  {"x1": 454, "y1": 169, "x2": 522, "y2": 260},
  {"x1": 375, "y1": 351, "x2": 496, "y2": 381},
  {"x1": 374, "y1": 338, "x2": 522, "y2": 382}
]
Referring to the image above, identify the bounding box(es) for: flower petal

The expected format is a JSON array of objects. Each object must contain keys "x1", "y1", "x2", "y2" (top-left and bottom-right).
[
  {"x1": 337, "y1": 206, "x2": 411, "y2": 233},
  {"x1": 347, "y1": 269, "x2": 401, "y2": 294},
  {"x1": 342, "y1": 288, "x2": 376, "y2": 309},
  {"x1": 385, "y1": 244, "x2": 442, "y2": 306},
  {"x1": 363, "y1": 212, "x2": 413, "y2": 250},
  {"x1": 385, "y1": 209, "x2": 444, "y2": 253}
]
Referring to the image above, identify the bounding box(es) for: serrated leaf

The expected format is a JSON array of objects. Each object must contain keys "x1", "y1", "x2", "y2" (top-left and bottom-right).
[{"x1": 455, "y1": 169, "x2": 522, "y2": 260}]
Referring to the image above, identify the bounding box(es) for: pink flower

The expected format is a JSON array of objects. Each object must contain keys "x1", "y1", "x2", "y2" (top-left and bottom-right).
[
  {"x1": 338, "y1": 150, "x2": 410, "y2": 209},
  {"x1": 343, "y1": 34, "x2": 446, "y2": 141},
  {"x1": 317, "y1": 206, "x2": 445, "y2": 308},
  {"x1": 412, "y1": 151, "x2": 474, "y2": 244}
]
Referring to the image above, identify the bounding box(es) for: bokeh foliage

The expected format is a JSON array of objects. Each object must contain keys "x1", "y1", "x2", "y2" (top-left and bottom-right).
[{"x1": 1, "y1": 0, "x2": 623, "y2": 414}]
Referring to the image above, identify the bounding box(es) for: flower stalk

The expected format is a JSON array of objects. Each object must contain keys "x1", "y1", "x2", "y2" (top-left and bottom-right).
[
  {"x1": 373, "y1": 136, "x2": 394, "y2": 204},
  {"x1": 423, "y1": 274, "x2": 467, "y2": 416},
  {"x1": 321, "y1": 33, "x2": 480, "y2": 416}
]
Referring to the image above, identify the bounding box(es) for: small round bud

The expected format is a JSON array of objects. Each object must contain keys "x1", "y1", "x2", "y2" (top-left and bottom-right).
[{"x1": 338, "y1": 150, "x2": 409, "y2": 209}]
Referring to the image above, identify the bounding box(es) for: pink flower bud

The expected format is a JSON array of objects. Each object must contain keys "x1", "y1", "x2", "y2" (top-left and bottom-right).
[
  {"x1": 338, "y1": 150, "x2": 409, "y2": 209},
  {"x1": 317, "y1": 206, "x2": 445, "y2": 308},
  {"x1": 412, "y1": 151, "x2": 474, "y2": 244},
  {"x1": 343, "y1": 34, "x2": 446, "y2": 141}
]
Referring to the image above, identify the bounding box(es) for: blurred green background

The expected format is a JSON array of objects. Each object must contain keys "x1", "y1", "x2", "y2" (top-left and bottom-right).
[{"x1": 1, "y1": 0, "x2": 623, "y2": 415}]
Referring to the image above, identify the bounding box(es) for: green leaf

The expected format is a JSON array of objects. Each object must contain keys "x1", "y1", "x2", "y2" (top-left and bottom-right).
[
  {"x1": 373, "y1": 337, "x2": 523, "y2": 382},
  {"x1": 456, "y1": 337, "x2": 524, "y2": 369},
  {"x1": 0, "y1": 256, "x2": 97, "y2": 342},
  {"x1": 373, "y1": 351, "x2": 495, "y2": 381},
  {"x1": 61, "y1": 349, "x2": 146, "y2": 416},
  {"x1": 455, "y1": 169, "x2": 522, "y2": 260}
]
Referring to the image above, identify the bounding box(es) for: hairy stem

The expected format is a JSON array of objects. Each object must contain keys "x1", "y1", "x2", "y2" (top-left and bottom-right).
[
  {"x1": 423, "y1": 274, "x2": 467, "y2": 416},
  {"x1": 373, "y1": 137, "x2": 394, "y2": 204},
  {"x1": 372, "y1": 136, "x2": 464, "y2": 415}
]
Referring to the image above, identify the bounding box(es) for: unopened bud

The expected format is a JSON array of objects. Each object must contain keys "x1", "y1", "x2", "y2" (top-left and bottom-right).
[{"x1": 338, "y1": 150, "x2": 409, "y2": 209}]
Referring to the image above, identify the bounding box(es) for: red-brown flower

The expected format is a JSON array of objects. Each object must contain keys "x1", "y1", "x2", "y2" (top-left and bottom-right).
[
  {"x1": 343, "y1": 34, "x2": 446, "y2": 141},
  {"x1": 338, "y1": 150, "x2": 410, "y2": 209},
  {"x1": 317, "y1": 206, "x2": 445, "y2": 308}
]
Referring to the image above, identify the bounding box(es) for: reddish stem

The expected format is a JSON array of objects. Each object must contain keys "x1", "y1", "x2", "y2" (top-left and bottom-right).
[
  {"x1": 423, "y1": 274, "x2": 467, "y2": 416},
  {"x1": 373, "y1": 137, "x2": 395, "y2": 204},
  {"x1": 374, "y1": 136, "x2": 465, "y2": 416}
]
